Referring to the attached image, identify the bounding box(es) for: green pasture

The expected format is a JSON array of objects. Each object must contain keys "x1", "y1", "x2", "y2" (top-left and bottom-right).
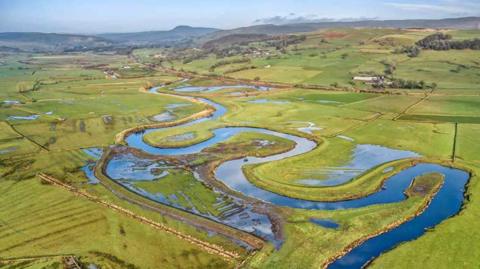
[
  {"x1": 1, "y1": 28, "x2": 480, "y2": 269},
  {"x1": 0, "y1": 179, "x2": 231, "y2": 269}
]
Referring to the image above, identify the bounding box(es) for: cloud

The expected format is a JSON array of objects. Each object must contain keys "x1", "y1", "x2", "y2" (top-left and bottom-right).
[
  {"x1": 254, "y1": 14, "x2": 378, "y2": 25},
  {"x1": 385, "y1": 1, "x2": 480, "y2": 16}
]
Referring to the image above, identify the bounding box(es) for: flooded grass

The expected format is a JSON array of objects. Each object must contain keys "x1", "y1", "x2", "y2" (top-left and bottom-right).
[{"x1": 310, "y1": 218, "x2": 340, "y2": 229}]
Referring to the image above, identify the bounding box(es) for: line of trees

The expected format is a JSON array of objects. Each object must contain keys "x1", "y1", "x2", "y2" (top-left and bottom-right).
[
  {"x1": 266, "y1": 35, "x2": 307, "y2": 50},
  {"x1": 209, "y1": 58, "x2": 250, "y2": 72},
  {"x1": 16, "y1": 79, "x2": 41, "y2": 93},
  {"x1": 224, "y1": 65, "x2": 256, "y2": 74},
  {"x1": 387, "y1": 78, "x2": 437, "y2": 90},
  {"x1": 394, "y1": 45, "x2": 421, "y2": 57},
  {"x1": 416, "y1": 33, "x2": 480, "y2": 50}
]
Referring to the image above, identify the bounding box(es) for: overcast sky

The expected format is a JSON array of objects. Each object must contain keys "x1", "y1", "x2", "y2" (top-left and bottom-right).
[{"x1": 1, "y1": 0, "x2": 479, "y2": 33}]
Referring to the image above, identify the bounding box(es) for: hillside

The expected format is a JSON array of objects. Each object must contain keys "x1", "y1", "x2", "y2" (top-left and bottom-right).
[
  {"x1": 97, "y1": 25, "x2": 219, "y2": 45},
  {"x1": 0, "y1": 32, "x2": 112, "y2": 52},
  {"x1": 1, "y1": 17, "x2": 478, "y2": 52},
  {"x1": 202, "y1": 17, "x2": 480, "y2": 41}
]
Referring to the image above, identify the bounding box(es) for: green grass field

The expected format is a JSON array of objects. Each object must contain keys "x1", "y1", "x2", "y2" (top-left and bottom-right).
[
  {"x1": 1, "y1": 27, "x2": 480, "y2": 269},
  {"x1": 144, "y1": 127, "x2": 214, "y2": 148},
  {"x1": 0, "y1": 179, "x2": 232, "y2": 269},
  {"x1": 167, "y1": 29, "x2": 480, "y2": 90}
]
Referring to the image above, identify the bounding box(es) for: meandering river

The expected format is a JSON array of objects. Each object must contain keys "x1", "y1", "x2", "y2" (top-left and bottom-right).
[{"x1": 97, "y1": 85, "x2": 469, "y2": 268}]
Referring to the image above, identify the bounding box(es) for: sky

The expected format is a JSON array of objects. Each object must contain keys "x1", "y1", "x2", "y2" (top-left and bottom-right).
[{"x1": 0, "y1": 0, "x2": 479, "y2": 33}]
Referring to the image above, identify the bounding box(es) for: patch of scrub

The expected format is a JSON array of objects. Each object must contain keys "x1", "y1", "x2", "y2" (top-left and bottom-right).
[
  {"x1": 297, "y1": 144, "x2": 420, "y2": 187},
  {"x1": 106, "y1": 153, "x2": 171, "y2": 181},
  {"x1": 7, "y1": 115, "x2": 39, "y2": 121},
  {"x1": 248, "y1": 98, "x2": 290, "y2": 104},
  {"x1": 173, "y1": 84, "x2": 271, "y2": 93},
  {"x1": 256, "y1": 139, "x2": 275, "y2": 147},
  {"x1": 310, "y1": 218, "x2": 339, "y2": 229},
  {"x1": 151, "y1": 111, "x2": 176, "y2": 122},
  {"x1": 337, "y1": 135, "x2": 355, "y2": 142}
]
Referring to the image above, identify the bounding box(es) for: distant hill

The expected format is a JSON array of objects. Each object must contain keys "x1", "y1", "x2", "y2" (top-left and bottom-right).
[
  {"x1": 202, "y1": 17, "x2": 480, "y2": 41},
  {"x1": 0, "y1": 32, "x2": 112, "y2": 52},
  {"x1": 0, "y1": 26, "x2": 219, "y2": 52},
  {"x1": 1, "y1": 17, "x2": 478, "y2": 52},
  {"x1": 97, "y1": 25, "x2": 219, "y2": 45}
]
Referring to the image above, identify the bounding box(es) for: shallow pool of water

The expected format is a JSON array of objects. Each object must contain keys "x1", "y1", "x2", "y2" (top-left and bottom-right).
[
  {"x1": 174, "y1": 84, "x2": 271, "y2": 93},
  {"x1": 216, "y1": 152, "x2": 446, "y2": 211},
  {"x1": 82, "y1": 148, "x2": 103, "y2": 184},
  {"x1": 106, "y1": 153, "x2": 171, "y2": 181},
  {"x1": 311, "y1": 218, "x2": 340, "y2": 229},
  {"x1": 82, "y1": 163, "x2": 100, "y2": 184},
  {"x1": 7, "y1": 115, "x2": 39, "y2": 120},
  {"x1": 297, "y1": 144, "x2": 420, "y2": 187},
  {"x1": 0, "y1": 146, "x2": 17, "y2": 154},
  {"x1": 2, "y1": 100, "x2": 20, "y2": 105},
  {"x1": 151, "y1": 112, "x2": 176, "y2": 122},
  {"x1": 166, "y1": 103, "x2": 191, "y2": 109},
  {"x1": 247, "y1": 99, "x2": 289, "y2": 104},
  {"x1": 383, "y1": 167, "x2": 394, "y2": 173}
]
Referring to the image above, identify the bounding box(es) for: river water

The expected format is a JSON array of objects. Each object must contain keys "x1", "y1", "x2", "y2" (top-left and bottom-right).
[{"x1": 95, "y1": 85, "x2": 470, "y2": 268}]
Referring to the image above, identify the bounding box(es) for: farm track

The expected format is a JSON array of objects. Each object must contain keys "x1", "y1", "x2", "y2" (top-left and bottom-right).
[
  {"x1": 4, "y1": 121, "x2": 49, "y2": 152},
  {"x1": 326, "y1": 112, "x2": 383, "y2": 138},
  {"x1": 393, "y1": 90, "x2": 433, "y2": 121}
]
